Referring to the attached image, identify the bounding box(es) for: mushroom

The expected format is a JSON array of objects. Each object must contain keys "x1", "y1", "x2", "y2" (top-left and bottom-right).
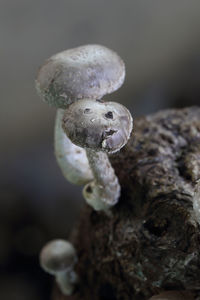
[
  {"x1": 62, "y1": 98, "x2": 133, "y2": 212},
  {"x1": 35, "y1": 44, "x2": 125, "y2": 187},
  {"x1": 193, "y1": 179, "x2": 200, "y2": 223},
  {"x1": 39, "y1": 239, "x2": 78, "y2": 295},
  {"x1": 148, "y1": 291, "x2": 194, "y2": 300},
  {"x1": 35, "y1": 44, "x2": 132, "y2": 212}
]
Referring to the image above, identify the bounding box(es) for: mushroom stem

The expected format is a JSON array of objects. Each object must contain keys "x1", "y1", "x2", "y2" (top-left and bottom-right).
[
  {"x1": 83, "y1": 148, "x2": 120, "y2": 212},
  {"x1": 56, "y1": 269, "x2": 78, "y2": 295},
  {"x1": 55, "y1": 109, "x2": 93, "y2": 185}
]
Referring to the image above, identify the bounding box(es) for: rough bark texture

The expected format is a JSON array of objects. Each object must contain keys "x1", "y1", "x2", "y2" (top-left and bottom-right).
[{"x1": 53, "y1": 107, "x2": 200, "y2": 300}]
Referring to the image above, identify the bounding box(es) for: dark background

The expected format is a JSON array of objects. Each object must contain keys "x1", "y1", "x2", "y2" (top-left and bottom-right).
[{"x1": 0, "y1": 1, "x2": 200, "y2": 299}]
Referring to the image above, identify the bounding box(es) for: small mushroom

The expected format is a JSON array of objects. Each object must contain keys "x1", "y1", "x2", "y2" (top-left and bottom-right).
[
  {"x1": 62, "y1": 98, "x2": 133, "y2": 212},
  {"x1": 193, "y1": 179, "x2": 200, "y2": 223},
  {"x1": 39, "y1": 239, "x2": 78, "y2": 295}
]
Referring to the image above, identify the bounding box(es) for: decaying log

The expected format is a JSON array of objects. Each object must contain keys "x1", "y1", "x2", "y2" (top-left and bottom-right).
[{"x1": 53, "y1": 106, "x2": 200, "y2": 300}]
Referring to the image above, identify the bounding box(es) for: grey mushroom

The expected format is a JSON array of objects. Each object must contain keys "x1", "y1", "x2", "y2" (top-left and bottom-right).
[
  {"x1": 62, "y1": 98, "x2": 133, "y2": 212},
  {"x1": 40, "y1": 239, "x2": 78, "y2": 295}
]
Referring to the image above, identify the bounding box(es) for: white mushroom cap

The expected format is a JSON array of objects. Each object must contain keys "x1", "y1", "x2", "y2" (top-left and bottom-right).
[
  {"x1": 55, "y1": 109, "x2": 93, "y2": 185},
  {"x1": 36, "y1": 44, "x2": 125, "y2": 108},
  {"x1": 62, "y1": 98, "x2": 133, "y2": 154},
  {"x1": 39, "y1": 240, "x2": 77, "y2": 275}
]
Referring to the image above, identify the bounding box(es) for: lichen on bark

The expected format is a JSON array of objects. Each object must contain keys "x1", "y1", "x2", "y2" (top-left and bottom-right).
[{"x1": 53, "y1": 106, "x2": 200, "y2": 300}]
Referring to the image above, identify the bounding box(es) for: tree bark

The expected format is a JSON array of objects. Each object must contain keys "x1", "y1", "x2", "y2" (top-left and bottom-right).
[{"x1": 53, "y1": 106, "x2": 200, "y2": 300}]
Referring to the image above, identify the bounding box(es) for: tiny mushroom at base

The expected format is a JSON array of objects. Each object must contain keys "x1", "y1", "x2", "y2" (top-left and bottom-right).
[{"x1": 39, "y1": 239, "x2": 78, "y2": 296}]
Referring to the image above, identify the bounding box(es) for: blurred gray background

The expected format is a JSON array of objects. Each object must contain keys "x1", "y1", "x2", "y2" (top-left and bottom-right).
[{"x1": 0, "y1": 1, "x2": 200, "y2": 299}]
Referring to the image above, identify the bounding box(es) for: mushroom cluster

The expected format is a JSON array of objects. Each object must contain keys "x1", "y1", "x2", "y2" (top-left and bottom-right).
[
  {"x1": 36, "y1": 44, "x2": 133, "y2": 213},
  {"x1": 36, "y1": 44, "x2": 133, "y2": 295},
  {"x1": 35, "y1": 46, "x2": 197, "y2": 299}
]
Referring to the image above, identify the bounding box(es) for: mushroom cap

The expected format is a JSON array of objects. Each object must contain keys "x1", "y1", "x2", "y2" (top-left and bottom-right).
[
  {"x1": 36, "y1": 44, "x2": 125, "y2": 108},
  {"x1": 62, "y1": 99, "x2": 133, "y2": 154},
  {"x1": 40, "y1": 240, "x2": 76, "y2": 275}
]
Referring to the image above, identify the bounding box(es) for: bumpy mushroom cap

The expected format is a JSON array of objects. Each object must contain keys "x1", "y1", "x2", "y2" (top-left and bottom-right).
[
  {"x1": 40, "y1": 240, "x2": 77, "y2": 275},
  {"x1": 62, "y1": 99, "x2": 133, "y2": 154},
  {"x1": 36, "y1": 44, "x2": 125, "y2": 108}
]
